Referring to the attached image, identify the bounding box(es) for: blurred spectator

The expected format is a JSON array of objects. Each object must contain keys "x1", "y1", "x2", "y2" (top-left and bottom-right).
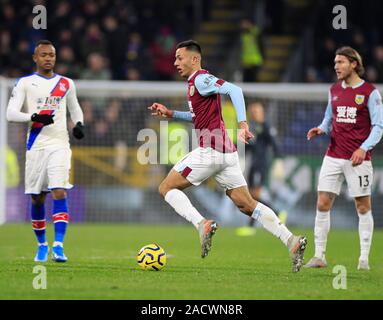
[
  {"x1": 104, "y1": 16, "x2": 127, "y2": 80},
  {"x1": 351, "y1": 30, "x2": 371, "y2": 65},
  {"x1": 70, "y1": 16, "x2": 86, "y2": 60},
  {"x1": 365, "y1": 66, "x2": 378, "y2": 83},
  {"x1": 82, "y1": 0, "x2": 101, "y2": 21},
  {"x1": 93, "y1": 119, "x2": 110, "y2": 144},
  {"x1": 80, "y1": 53, "x2": 111, "y2": 80},
  {"x1": 49, "y1": 1, "x2": 71, "y2": 35},
  {"x1": 0, "y1": 30, "x2": 11, "y2": 69},
  {"x1": 89, "y1": 99, "x2": 127, "y2": 146},
  {"x1": 305, "y1": 66, "x2": 322, "y2": 83},
  {"x1": 316, "y1": 37, "x2": 337, "y2": 82},
  {"x1": 81, "y1": 23, "x2": 107, "y2": 59},
  {"x1": 125, "y1": 32, "x2": 152, "y2": 79},
  {"x1": 150, "y1": 26, "x2": 177, "y2": 80},
  {"x1": 240, "y1": 19, "x2": 263, "y2": 82},
  {"x1": 126, "y1": 68, "x2": 141, "y2": 81},
  {"x1": 57, "y1": 29, "x2": 73, "y2": 48},
  {"x1": 373, "y1": 46, "x2": 383, "y2": 82},
  {"x1": 81, "y1": 99, "x2": 95, "y2": 124},
  {"x1": 8, "y1": 40, "x2": 33, "y2": 77},
  {"x1": 3, "y1": 4, "x2": 17, "y2": 30},
  {"x1": 56, "y1": 46, "x2": 82, "y2": 78}
]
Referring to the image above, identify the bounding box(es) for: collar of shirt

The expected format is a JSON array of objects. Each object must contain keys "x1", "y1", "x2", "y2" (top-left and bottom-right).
[
  {"x1": 341, "y1": 79, "x2": 365, "y2": 89},
  {"x1": 188, "y1": 70, "x2": 199, "y2": 81}
]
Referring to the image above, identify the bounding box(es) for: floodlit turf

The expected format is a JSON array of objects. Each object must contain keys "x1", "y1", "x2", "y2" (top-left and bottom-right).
[{"x1": 0, "y1": 224, "x2": 382, "y2": 300}]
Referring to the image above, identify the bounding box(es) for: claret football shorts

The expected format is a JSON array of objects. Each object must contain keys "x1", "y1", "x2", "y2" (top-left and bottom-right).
[
  {"x1": 25, "y1": 147, "x2": 73, "y2": 194},
  {"x1": 317, "y1": 155, "x2": 373, "y2": 197},
  {"x1": 173, "y1": 147, "x2": 247, "y2": 190}
]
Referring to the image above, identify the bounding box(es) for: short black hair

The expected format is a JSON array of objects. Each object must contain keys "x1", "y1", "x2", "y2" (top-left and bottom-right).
[
  {"x1": 35, "y1": 39, "x2": 54, "y2": 48},
  {"x1": 176, "y1": 40, "x2": 202, "y2": 54}
]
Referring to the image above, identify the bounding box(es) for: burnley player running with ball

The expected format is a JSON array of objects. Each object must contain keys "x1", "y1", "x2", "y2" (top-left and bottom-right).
[
  {"x1": 6, "y1": 40, "x2": 85, "y2": 262},
  {"x1": 306, "y1": 47, "x2": 383, "y2": 270},
  {"x1": 149, "y1": 40, "x2": 307, "y2": 272}
]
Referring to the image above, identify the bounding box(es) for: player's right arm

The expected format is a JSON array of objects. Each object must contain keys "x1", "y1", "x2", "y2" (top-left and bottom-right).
[
  {"x1": 6, "y1": 78, "x2": 30, "y2": 122},
  {"x1": 7, "y1": 78, "x2": 54, "y2": 125},
  {"x1": 307, "y1": 90, "x2": 333, "y2": 140},
  {"x1": 148, "y1": 102, "x2": 193, "y2": 121}
]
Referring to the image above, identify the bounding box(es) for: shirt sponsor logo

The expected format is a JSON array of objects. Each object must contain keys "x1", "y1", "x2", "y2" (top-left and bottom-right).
[
  {"x1": 36, "y1": 96, "x2": 62, "y2": 110},
  {"x1": 355, "y1": 94, "x2": 365, "y2": 105},
  {"x1": 336, "y1": 106, "x2": 357, "y2": 123}
]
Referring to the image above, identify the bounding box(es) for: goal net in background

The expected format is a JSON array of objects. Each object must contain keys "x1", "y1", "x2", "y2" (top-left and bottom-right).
[{"x1": 1, "y1": 79, "x2": 383, "y2": 228}]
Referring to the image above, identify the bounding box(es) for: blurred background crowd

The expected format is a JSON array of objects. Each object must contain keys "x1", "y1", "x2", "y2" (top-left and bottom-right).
[
  {"x1": 1, "y1": 0, "x2": 383, "y2": 83},
  {"x1": 4, "y1": 0, "x2": 383, "y2": 226}
]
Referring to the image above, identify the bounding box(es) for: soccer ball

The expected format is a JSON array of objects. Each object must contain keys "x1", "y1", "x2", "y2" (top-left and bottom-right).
[{"x1": 137, "y1": 243, "x2": 167, "y2": 271}]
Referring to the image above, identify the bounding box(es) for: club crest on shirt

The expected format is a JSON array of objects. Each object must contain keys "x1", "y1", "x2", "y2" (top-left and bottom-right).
[
  {"x1": 189, "y1": 85, "x2": 195, "y2": 96},
  {"x1": 355, "y1": 94, "x2": 365, "y2": 105},
  {"x1": 59, "y1": 83, "x2": 66, "y2": 91}
]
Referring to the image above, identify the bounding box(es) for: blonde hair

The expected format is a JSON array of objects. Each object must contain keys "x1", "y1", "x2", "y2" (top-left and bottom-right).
[{"x1": 335, "y1": 46, "x2": 365, "y2": 76}]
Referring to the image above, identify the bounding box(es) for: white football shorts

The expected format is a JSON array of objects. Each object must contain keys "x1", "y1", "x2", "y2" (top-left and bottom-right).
[
  {"x1": 25, "y1": 147, "x2": 73, "y2": 194},
  {"x1": 317, "y1": 155, "x2": 373, "y2": 197},
  {"x1": 173, "y1": 147, "x2": 247, "y2": 190}
]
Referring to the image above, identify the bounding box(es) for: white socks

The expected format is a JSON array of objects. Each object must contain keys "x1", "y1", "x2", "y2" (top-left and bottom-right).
[
  {"x1": 164, "y1": 189, "x2": 205, "y2": 229},
  {"x1": 314, "y1": 210, "x2": 330, "y2": 259},
  {"x1": 358, "y1": 211, "x2": 374, "y2": 261},
  {"x1": 251, "y1": 202, "x2": 292, "y2": 246},
  {"x1": 313, "y1": 209, "x2": 374, "y2": 262}
]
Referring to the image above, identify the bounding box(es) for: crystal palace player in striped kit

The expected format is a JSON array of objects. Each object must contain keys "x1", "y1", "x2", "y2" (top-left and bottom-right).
[
  {"x1": 6, "y1": 40, "x2": 84, "y2": 262},
  {"x1": 306, "y1": 47, "x2": 383, "y2": 270},
  {"x1": 149, "y1": 40, "x2": 307, "y2": 272}
]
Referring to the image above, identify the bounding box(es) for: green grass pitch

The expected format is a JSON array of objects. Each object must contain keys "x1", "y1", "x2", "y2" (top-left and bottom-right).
[{"x1": 0, "y1": 224, "x2": 382, "y2": 299}]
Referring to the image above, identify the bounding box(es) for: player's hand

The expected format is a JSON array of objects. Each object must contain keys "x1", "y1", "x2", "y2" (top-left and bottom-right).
[
  {"x1": 31, "y1": 113, "x2": 54, "y2": 125},
  {"x1": 307, "y1": 127, "x2": 324, "y2": 140},
  {"x1": 350, "y1": 148, "x2": 366, "y2": 166},
  {"x1": 148, "y1": 103, "x2": 173, "y2": 118},
  {"x1": 238, "y1": 121, "x2": 254, "y2": 144},
  {"x1": 72, "y1": 122, "x2": 85, "y2": 139}
]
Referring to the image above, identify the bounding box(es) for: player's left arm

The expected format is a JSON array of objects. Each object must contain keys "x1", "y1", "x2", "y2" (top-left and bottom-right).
[
  {"x1": 351, "y1": 89, "x2": 383, "y2": 166},
  {"x1": 194, "y1": 74, "x2": 253, "y2": 143},
  {"x1": 67, "y1": 79, "x2": 85, "y2": 139}
]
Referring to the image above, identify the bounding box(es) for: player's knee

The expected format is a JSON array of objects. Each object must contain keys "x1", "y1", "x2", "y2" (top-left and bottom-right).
[
  {"x1": 158, "y1": 181, "x2": 169, "y2": 198},
  {"x1": 238, "y1": 204, "x2": 253, "y2": 216},
  {"x1": 51, "y1": 189, "x2": 67, "y2": 200},
  {"x1": 234, "y1": 198, "x2": 254, "y2": 216},
  {"x1": 355, "y1": 202, "x2": 370, "y2": 214},
  {"x1": 228, "y1": 192, "x2": 254, "y2": 216},
  {"x1": 31, "y1": 194, "x2": 45, "y2": 205},
  {"x1": 317, "y1": 197, "x2": 332, "y2": 211},
  {"x1": 317, "y1": 201, "x2": 331, "y2": 212}
]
